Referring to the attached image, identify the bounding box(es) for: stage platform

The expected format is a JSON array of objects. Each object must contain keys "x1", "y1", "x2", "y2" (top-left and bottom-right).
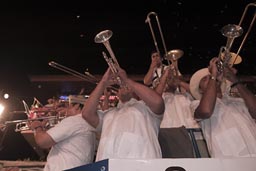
[{"x1": 66, "y1": 158, "x2": 256, "y2": 171}]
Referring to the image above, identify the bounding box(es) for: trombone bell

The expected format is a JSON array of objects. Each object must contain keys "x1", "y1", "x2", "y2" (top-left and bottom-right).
[
  {"x1": 166, "y1": 49, "x2": 184, "y2": 61},
  {"x1": 221, "y1": 24, "x2": 243, "y2": 38},
  {"x1": 221, "y1": 52, "x2": 242, "y2": 66}
]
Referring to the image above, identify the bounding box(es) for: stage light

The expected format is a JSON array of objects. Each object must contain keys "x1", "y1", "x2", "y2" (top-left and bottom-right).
[
  {"x1": 3, "y1": 93, "x2": 9, "y2": 99},
  {"x1": 0, "y1": 103, "x2": 5, "y2": 116}
]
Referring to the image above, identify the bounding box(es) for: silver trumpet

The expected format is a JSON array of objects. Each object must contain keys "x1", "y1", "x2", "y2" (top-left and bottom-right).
[
  {"x1": 94, "y1": 30, "x2": 123, "y2": 85},
  {"x1": 3, "y1": 115, "x2": 65, "y2": 132}
]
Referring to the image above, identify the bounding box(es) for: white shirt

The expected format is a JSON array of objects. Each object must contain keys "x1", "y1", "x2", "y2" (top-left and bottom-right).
[
  {"x1": 96, "y1": 98, "x2": 163, "y2": 161},
  {"x1": 45, "y1": 114, "x2": 96, "y2": 171},
  {"x1": 191, "y1": 96, "x2": 256, "y2": 158},
  {"x1": 161, "y1": 92, "x2": 199, "y2": 129}
]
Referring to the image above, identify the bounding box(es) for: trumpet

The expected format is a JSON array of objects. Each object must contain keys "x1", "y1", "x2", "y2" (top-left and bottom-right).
[
  {"x1": 145, "y1": 12, "x2": 183, "y2": 77},
  {"x1": 3, "y1": 115, "x2": 65, "y2": 132},
  {"x1": 94, "y1": 30, "x2": 123, "y2": 86}
]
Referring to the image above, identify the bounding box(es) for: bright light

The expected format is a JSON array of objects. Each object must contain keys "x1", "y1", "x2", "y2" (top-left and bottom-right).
[
  {"x1": 3, "y1": 93, "x2": 9, "y2": 99},
  {"x1": 0, "y1": 103, "x2": 5, "y2": 116}
]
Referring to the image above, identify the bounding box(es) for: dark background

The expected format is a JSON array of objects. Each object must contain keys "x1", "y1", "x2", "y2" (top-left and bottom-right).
[{"x1": 0, "y1": 0, "x2": 256, "y2": 160}]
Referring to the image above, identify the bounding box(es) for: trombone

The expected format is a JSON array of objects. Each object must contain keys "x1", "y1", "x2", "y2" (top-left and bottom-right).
[
  {"x1": 216, "y1": 2, "x2": 256, "y2": 97},
  {"x1": 218, "y1": 2, "x2": 256, "y2": 69},
  {"x1": 49, "y1": 61, "x2": 99, "y2": 84},
  {"x1": 145, "y1": 11, "x2": 183, "y2": 78},
  {"x1": 217, "y1": 24, "x2": 243, "y2": 73},
  {"x1": 232, "y1": 2, "x2": 256, "y2": 65},
  {"x1": 49, "y1": 61, "x2": 119, "y2": 92}
]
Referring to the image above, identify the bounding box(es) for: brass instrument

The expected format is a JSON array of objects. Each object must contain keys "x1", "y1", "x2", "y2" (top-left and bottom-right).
[
  {"x1": 218, "y1": 2, "x2": 256, "y2": 71},
  {"x1": 49, "y1": 61, "x2": 119, "y2": 92},
  {"x1": 49, "y1": 61, "x2": 98, "y2": 84},
  {"x1": 217, "y1": 24, "x2": 243, "y2": 73},
  {"x1": 3, "y1": 115, "x2": 65, "y2": 132},
  {"x1": 94, "y1": 30, "x2": 123, "y2": 85},
  {"x1": 217, "y1": 2, "x2": 256, "y2": 97},
  {"x1": 166, "y1": 49, "x2": 183, "y2": 77},
  {"x1": 1, "y1": 99, "x2": 68, "y2": 132},
  {"x1": 233, "y1": 2, "x2": 256, "y2": 65},
  {"x1": 145, "y1": 12, "x2": 183, "y2": 77}
]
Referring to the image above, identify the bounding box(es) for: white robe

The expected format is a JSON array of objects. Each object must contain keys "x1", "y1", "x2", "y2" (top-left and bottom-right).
[
  {"x1": 191, "y1": 96, "x2": 256, "y2": 158},
  {"x1": 96, "y1": 98, "x2": 162, "y2": 161},
  {"x1": 161, "y1": 92, "x2": 199, "y2": 129}
]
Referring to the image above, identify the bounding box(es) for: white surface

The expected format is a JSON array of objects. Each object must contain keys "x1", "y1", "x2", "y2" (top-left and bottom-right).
[{"x1": 108, "y1": 158, "x2": 256, "y2": 171}]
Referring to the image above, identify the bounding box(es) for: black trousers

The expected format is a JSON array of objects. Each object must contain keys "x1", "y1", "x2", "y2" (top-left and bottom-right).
[{"x1": 158, "y1": 126, "x2": 194, "y2": 158}]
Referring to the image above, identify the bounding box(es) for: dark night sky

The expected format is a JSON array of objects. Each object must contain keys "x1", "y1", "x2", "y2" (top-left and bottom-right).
[
  {"x1": 0, "y1": 0, "x2": 256, "y2": 98},
  {"x1": 0, "y1": 0, "x2": 256, "y2": 161}
]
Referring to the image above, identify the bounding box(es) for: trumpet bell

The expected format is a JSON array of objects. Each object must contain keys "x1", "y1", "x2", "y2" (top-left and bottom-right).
[
  {"x1": 94, "y1": 30, "x2": 113, "y2": 43},
  {"x1": 221, "y1": 52, "x2": 242, "y2": 65},
  {"x1": 166, "y1": 49, "x2": 184, "y2": 61},
  {"x1": 221, "y1": 24, "x2": 243, "y2": 38}
]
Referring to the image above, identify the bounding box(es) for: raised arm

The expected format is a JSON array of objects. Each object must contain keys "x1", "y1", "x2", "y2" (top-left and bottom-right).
[
  {"x1": 154, "y1": 65, "x2": 171, "y2": 95},
  {"x1": 195, "y1": 58, "x2": 219, "y2": 119},
  {"x1": 143, "y1": 62, "x2": 157, "y2": 86},
  {"x1": 118, "y1": 67, "x2": 165, "y2": 115},
  {"x1": 82, "y1": 68, "x2": 113, "y2": 128},
  {"x1": 224, "y1": 66, "x2": 256, "y2": 119},
  {"x1": 143, "y1": 52, "x2": 162, "y2": 86}
]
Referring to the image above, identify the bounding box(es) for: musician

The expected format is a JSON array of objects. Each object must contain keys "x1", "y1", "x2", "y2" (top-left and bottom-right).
[
  {"x1": 29, "y1": 95, "x2": 96, "y2": 171},
  {"x1": 82, "y1": 66, "x2": 165, "y2": 161},
  {"x1": 190, "y1": 57, "x2": 256, "y2": 157},
  {"x1": 154, "y1": 66, "x2": 209, "y2": 158},
  {"x1": 143, "y1": 51, "x2": 168, "y2": 88}
]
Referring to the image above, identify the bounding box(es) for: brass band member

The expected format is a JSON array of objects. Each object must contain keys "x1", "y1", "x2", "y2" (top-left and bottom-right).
[{"x1": 29, "y1": 95, "x2": 96, "y2": 171}]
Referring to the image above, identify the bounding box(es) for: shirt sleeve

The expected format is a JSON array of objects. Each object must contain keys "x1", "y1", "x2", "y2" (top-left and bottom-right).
[{"x1": 47, "y1": 115, "x2": 87, "y2": 143}]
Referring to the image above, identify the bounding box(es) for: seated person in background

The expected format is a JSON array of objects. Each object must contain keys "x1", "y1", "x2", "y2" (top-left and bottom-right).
[
  {"x1": 190, "y1": 57, "x2": 256, "y2": 158},
  {"x1": 143, "y1": 51, "x2": 168, "y2": 88},
  {"x1": 155, "y1": 65, "x2": 209, "y2": 158},
  {"x1": 29, "y1": 95, "x2": 96, "y2": 171},
  {"x1": 82, "y1": 66, "x2": 165, "y2": 161}
]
